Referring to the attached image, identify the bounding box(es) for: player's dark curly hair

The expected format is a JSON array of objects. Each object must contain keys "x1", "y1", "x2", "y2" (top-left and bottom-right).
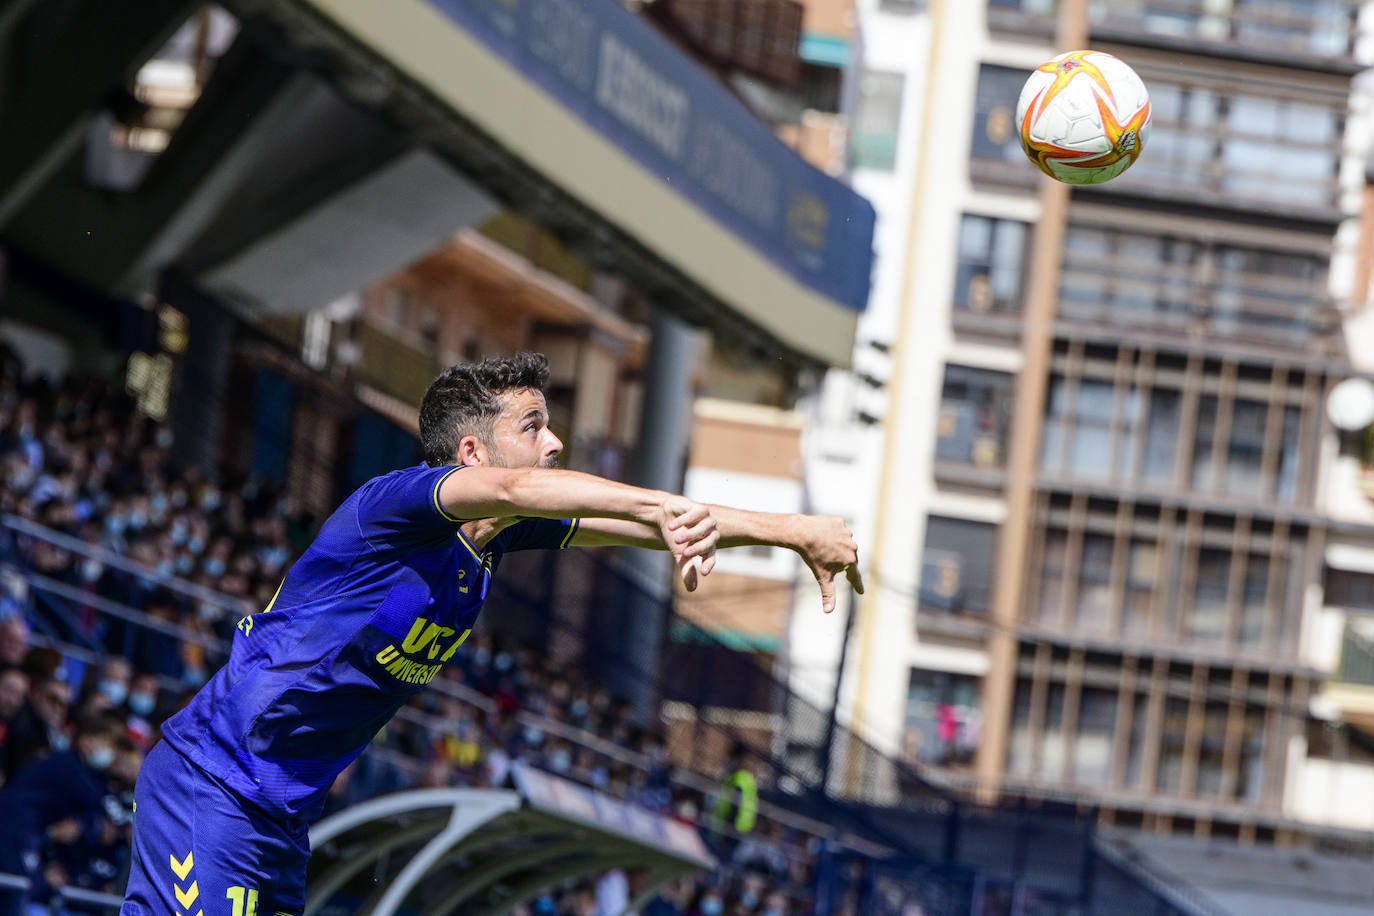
[{"x1": 418, "y1": 352, "x2": 550, "y2": 466}]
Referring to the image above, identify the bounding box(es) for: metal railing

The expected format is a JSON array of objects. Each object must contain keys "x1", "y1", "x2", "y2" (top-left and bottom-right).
[
  {"x1": 0, "y1": 517, "x2": 890, "y2": 864},
  {"x1": 0, "y1": 872, "x2": 122, "y2": 914},
  {"x1": 1, "y1": 516, "x2": 1213, "y2": 912}
]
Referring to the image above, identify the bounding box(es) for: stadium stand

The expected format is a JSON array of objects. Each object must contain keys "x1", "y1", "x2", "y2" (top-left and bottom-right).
[
  {"x1": 0, "y1": 345, "x2": 855, "y2": 913},
  {"x1": 0, "y1": 342, "x2": 1217, "y2": 914}
]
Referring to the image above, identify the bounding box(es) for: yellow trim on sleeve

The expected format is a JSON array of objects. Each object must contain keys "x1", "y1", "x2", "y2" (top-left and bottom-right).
[
  {"x1": 432, "y1": 466, "x2": 465, "y2": 523},
  {"x1": 559, "y1": 518, "x2": 580, "y2": 549},
  {"x1": 454, "y1": 528, "x2": 484, "y2": 563},
  {"x1": 262, "y1": 578, "x2": 285, "y2": 614}
]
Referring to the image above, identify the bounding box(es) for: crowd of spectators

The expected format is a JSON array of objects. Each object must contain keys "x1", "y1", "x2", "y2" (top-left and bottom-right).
[{"x1": 0, "y1": 349, "x2": 816, "y2": 915}]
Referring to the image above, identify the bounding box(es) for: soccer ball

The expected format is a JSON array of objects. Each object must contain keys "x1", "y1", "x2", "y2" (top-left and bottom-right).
[{"x1": 1015, "y1": 50, "x2": 1151, "y2": 186}]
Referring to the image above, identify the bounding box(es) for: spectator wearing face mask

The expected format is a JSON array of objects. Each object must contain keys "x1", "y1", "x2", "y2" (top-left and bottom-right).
[
  {"x1": 0, "y1": 710, "x2": 124, "y2": 916},
  {"x1": 687, "y1": 887, "x2": 725, "y2": 916},
  {"x1": 88, "y1": 656, "x2": 132, "y2": 710},
  {"x1": 123, "y1": 672, "x2": 163, "y2": 749}
]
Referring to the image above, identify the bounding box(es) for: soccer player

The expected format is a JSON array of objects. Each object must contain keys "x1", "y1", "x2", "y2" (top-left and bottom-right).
[{"x1": 119, "y1": 352, "x2": 863, "y2": 916}]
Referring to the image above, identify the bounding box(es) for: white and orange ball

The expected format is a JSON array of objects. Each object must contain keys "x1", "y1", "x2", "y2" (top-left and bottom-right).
[{"x1": 1015, "y1": 50, "x2": 1151, "y2": 185}]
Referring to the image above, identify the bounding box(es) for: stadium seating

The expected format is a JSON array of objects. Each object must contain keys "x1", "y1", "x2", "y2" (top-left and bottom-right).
[{"x1": 0, "y1": 360, "x2": 834, "y2": 913}]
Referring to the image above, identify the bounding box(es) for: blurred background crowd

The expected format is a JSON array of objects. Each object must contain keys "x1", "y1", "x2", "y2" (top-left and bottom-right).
[{"x1": 0, "y1": 348, "x2": 813, "y2": 914}]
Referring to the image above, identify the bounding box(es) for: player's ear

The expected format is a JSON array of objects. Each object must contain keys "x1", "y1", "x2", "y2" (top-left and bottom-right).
[{"x1": 456, "y1": 435, "x2": 486, "y2": 466}]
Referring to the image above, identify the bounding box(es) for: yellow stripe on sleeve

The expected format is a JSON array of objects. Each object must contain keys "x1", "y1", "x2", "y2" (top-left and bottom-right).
[
  {"x1": 432, "y1": 466, "x2": 465, "y2": 523},
  {"x1": 559, "y1": 518, "x2": 580, "y2": 549}
]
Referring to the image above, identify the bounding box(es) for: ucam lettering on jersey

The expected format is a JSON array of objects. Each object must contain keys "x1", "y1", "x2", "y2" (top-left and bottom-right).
[{"x1": 374, "y1": 616, "x2": 472, "y2": 687}]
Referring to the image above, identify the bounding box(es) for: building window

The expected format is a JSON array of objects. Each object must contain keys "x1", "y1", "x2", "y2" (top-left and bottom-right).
[
  {"x1": 1069, "y1": 381, "x2": 1115, "y2": 477},
  {"x1": 1192, "y1": 396, "x2": 1304, "y2": 502},
  {"x1": 990, "y1": 0, "x2": 1055, "y2": 14},
  {"x1": 970, "y1": 65, "x2": 1027, "y2": 167},
  {"x1": 1035, "y1": 529, "x2": 1069, "y2": 626},
  {"x1": 1237, "y1": 710, "x2": 1266, "y2": 802},
  {"x1": 1126, "y1": 80, "x2": 1342, "y2": 210},
  {"x1": 1040, "y1": 684, "x2": 1068, "y2": 780},
  {"x1": 879, "y1": 0, "x2": 926, "y2": 13},
  {"x1": 936, "y1": 365, "x2": 1013, "y2": 470},
  {"x1": 851, "y1": 70, "x2": 904, "y2": 172},
  {"x1": 1156, "y1": 697, "x2": 1189, "y2": 793},
  {"x1": 1041, "y1": 377, "x2": 1127, "y2": 480},
  {"x1": 1060, "y1": 227, "x2": 1196, "y2": 331},
  {"x1": 955, "y1": 215, "x2": 1027, "y2": 317},
  {"x1": 1071, "y1": 688, "x2": 1117, "y2": 787},
  {"x1": 1239, "y1": 554, "x2": 1274, "y2": 648},
  {"x1": 1191, "y1": 395, "x2": 1220, "y2": 491},
  {"x1": 1190, "y1": 547, "x2": 1231, "y2": 646},
  {"x1": 1059, "y1": 224, "x2": 1329, "y2": 343},
  {"x1": 1325, "y1": 567, "x2": 1374, "y2": 612},
  {"x1": 1076, "y1": 534, "x2": 1115, "y2": 635},
  {"x1": 1124, "y1": 693, "x2": 1150, "y2": 789},
  {"x1": 1088, "y1": 0, "x2": 1354, "y2": 58},
  {"x1": 1041, "y1": 378, "x2": 1067, "y2": 470},
  {"x1": 1235, "y1": 0, "x2": 1352, "y2": 56},
  {"x1": 1197, "y1": 705, "x2": 1228, "y2": 796},
  {"x1": 1275, "y1": 406, "x2": 1303, "y2": 502},
  {"x1": 1142, "y1": 389, "x2": 1181, "y2": 484},
  {"x1": 904, "y1": 669, "x2": 981, "y2": 766},
  {"x1": 1036, "y1": 504, "x2": 1300, "y2": 652},
  {"x1": 1225, "y1": 398, "x2": 1269, "y2": 498},
  {"x1": 1212, "y1": 245, "x2": 1324, "y2": 339},
  {"x1": 800, "y1": 62, "x2": 842, "y2": 114},
  {"x1": 920, "y1": 515, "x2": 998, "y2": 616},
  {"x1": 1122, "y1": 538, "x2": 1157, "y2": 639},
  {"x1": 1007, "y1": 677, "x2": 1034, "y2": 777}
]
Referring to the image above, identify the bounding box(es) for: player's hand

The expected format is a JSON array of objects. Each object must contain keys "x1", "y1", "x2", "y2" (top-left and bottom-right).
[
  {"x1": 794, "y1": 515, "x2": 863, "y2": 614},
  {"x1": 659, "y1": 497, "x2": 718, "y2": 591}
]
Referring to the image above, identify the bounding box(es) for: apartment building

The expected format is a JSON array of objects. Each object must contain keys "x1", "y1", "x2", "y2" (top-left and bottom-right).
[{"x1": 801, "y1": 0, "x2": 1374, "y2": 842}]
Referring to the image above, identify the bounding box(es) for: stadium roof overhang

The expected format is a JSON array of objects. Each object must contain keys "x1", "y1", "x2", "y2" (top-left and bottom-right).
[
  {"x1": 0, "y1": 0, "x2": 873, "y2": 370},
  {"x1": 305, "y1": 766, "x2": 714, "y2": 915},
  {"x1": 237, "y1": 0, "x2": 875, "y2": 368}
]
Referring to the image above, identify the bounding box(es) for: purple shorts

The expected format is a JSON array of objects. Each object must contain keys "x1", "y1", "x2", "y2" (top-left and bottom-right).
[{"x1": 120, "y1": 741, "x2": 309, "y2": 916}]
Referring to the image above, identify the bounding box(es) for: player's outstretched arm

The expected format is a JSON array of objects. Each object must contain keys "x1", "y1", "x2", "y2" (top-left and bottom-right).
[
  {"x1": 575, "y1": 509, "x2": 862, "y2": 614},
  {"x1": 436, "y1": 467, "x2": 718, "y2": 586}
]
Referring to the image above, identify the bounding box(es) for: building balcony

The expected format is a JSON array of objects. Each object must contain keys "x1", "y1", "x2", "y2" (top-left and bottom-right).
[
  {"x1": 986, "y1": 0, "x2": 1362, "y2": 71},
  {"x1": 1286, "y1": 754, "x2": 1374, "y2": 832},
  {"x1": 1055, "y1": 287, "x2": 1342, "y2": 354},
  {"x1": 354, "y1": 318, "x2": 443, "y2": 408},
  {"x1": 1089, "y1": 0, "x2": 1362, "y2": 72}
]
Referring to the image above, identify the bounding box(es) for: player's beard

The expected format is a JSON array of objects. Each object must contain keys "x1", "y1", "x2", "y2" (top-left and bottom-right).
[{"x1": 484, "y1": 448, "x2": 559, "y2": 470}]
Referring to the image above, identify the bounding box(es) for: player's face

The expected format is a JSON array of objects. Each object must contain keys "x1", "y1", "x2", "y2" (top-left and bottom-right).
[{"x1": 484, "y1": 388, "x2": 563, "y2": 469}]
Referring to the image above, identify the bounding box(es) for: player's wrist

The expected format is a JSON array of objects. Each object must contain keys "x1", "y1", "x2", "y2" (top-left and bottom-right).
[
  {"x1": 778, "y1": 513, "x2": 810, "y2": 553},
  {"x1": 631, "y1": 491, "x2": 677, "y2": 526}
]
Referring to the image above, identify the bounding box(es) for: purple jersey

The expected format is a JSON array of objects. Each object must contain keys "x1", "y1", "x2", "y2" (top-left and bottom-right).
[{"x1": 159, "y1": 464, "x2": 577, "y2": 820}]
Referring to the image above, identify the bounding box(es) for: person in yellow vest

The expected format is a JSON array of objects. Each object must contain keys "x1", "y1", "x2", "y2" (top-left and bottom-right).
[{"x1": 711, "y1": 742, "x2": 758, "y2": 846}]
